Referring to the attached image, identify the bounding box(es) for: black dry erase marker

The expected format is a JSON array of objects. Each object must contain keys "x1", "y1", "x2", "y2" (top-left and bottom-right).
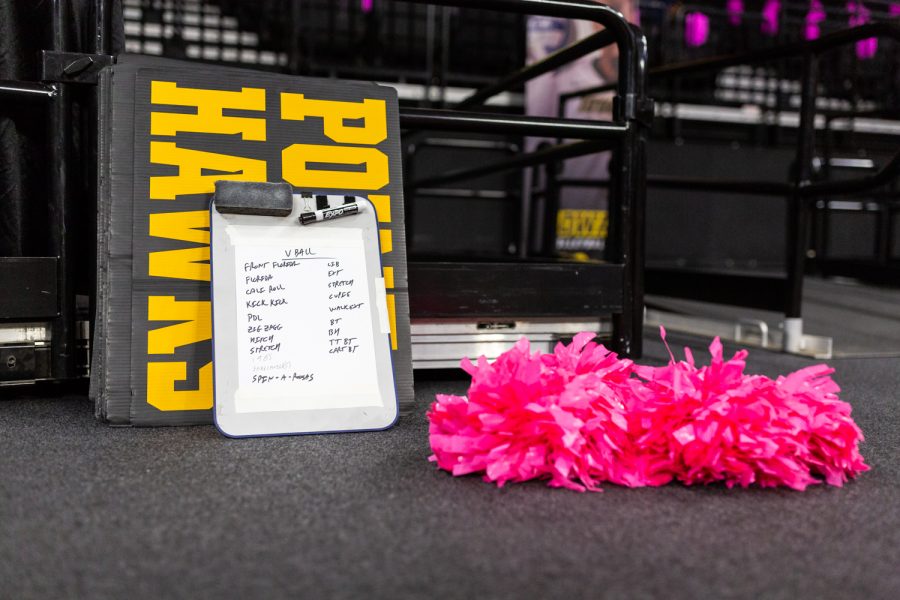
[{"x1": 299, "y1": 202, "x2": 359, "y2": 225}]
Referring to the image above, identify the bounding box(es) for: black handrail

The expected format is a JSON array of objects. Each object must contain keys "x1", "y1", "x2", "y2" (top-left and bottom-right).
[
  {"x1": 543, "y1": 17, "x2": 897, "y2": 342},
  {"x1": 642, "y1": 149, "x2": 900, "y2": 197},
  {"x1": 0, "y1": 81, "x2": 58, "y2": 100},
  {"x1": 560, "y1": 21, "x2": 900, "y2": 103},
  {"x1": 455, "y1": 28, "x2": 616, "y2": 110},
  {"x1": 400, "y1": 0, "x2": 649, "y2": 357},
  {"x1": 646, "y1": 176, "x2": 794, "y2": 196},
  {"x1": 802, "y1": 150, "x2": 900, "y2": 197},
  {"x1": 411, "y1": 139, "x2": 615, "y2": 189},
  {"x1": 405, "y1": 0, "x2": 645, "y2": 121},
  {"x1": 0, "y1": 0, "x2": 649, "y2": 360},
  {"x1": 400, "y1": 107, "x2": 628, "y2": 139},
  {"x1": 1, "y1": 0, "x2": 113, "y2": 383},
  {"x1": 555, "y1": 20, "x2": 900, "y2": 201}
]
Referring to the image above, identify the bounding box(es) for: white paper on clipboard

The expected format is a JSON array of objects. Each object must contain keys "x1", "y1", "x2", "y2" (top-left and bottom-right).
[{"x1": 211, "y1": 194, "x2": 398, "y2": 437}]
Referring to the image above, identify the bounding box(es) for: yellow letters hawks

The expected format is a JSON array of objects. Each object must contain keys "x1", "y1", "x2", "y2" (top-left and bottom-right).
[{"x1": 146, "y1": 81, "x2": 398, "y2": 411}]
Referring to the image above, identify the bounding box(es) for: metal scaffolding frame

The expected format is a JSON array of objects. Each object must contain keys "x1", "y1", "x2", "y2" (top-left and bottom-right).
[
  {"x1": 0, "y1": 0, "x2": 650, "y2": 387},
  {"x1": 556, "y1": 21, "x2": 900, "y2": 353}
]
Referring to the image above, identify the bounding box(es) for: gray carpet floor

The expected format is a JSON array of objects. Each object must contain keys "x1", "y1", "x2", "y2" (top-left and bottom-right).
[{"x1": 2, "y1": 333, "x2": 899, "y2": 599}]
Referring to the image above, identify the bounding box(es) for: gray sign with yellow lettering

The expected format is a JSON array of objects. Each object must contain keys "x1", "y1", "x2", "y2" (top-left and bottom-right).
[{"x1": 92, "y1": 55, "x2": 412, "y2": 425}]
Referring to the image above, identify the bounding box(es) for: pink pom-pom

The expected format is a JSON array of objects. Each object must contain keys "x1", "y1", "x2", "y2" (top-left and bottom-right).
[
  {"x1": 629, "y1": 337, "x2": 869, "y2": 490},
  {"x1": 428, "y1": 333, "x2": 640, "y2": 492},
  {"x1": 429, "y1": 330, "x2": 869, "y2": 492}
]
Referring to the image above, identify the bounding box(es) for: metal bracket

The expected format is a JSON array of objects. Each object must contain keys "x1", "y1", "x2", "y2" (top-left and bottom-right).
[
  {"x1": 636, "y1": 97, "x2": 656, "y2": 128},
  {"x1": 645, "y1": 309, "x2": 834, "y2": 359},
  {"x1": 614, "y1": 94, "x2": 655, "y2": 126},
  {"x1": 735, "y1": 318, "x2": 769, "y2": 347},
  {"x1": 41, "y1": 51, "x2": 114, "y2": 85}
]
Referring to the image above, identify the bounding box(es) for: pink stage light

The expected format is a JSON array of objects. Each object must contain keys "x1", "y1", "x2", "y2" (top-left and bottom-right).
[
  {"x1": 805, "y1": 0, "x2": 826, "y2": 40},
  {"x1": 761, "y1": 0, "x2": 781, "y2": 36},
  {"x1": 727, "y1": 0, "x2": 744, "y2": 26},
  {"x1": 848, "y1": 1, "x2": 877, "y2": 60},
  {"x1": 685, "y1": 12, "x2": 710, "y2": 47}
]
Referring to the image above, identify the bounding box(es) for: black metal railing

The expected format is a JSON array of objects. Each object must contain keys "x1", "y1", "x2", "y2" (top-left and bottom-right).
[
  {"x1": 0, "y1": 0, "x2": 650, "y2": 379},
  {"x1": 118, "y1": 1, "x2": 900, "y2": 111},
  {"x1": 122, "y1": 0, "x2": 527, "y2": 87},
  {"x1": 556, "y1": 20, "x2": 900, "y2": 351},
  {"x1": 398, "y1": 0, "x2": 649, "y2": 358},
  {"x1": 0, "y1": 0, "x2": 114, "y2": 382}
]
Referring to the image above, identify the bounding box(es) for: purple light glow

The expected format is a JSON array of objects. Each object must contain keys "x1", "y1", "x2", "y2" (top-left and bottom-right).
[
  {"x1": 727, "y1": 0, "x2": 744, "y2": 26},
  {"x1": 848, "y1": 1, "x2": 877, "y2": 60},
  {"x1": 685, "y1": 12, "x2": 710, "y2": 47},
  {"x1": 761, "y1": 0, "x2": 781, "y2": 36},
  {"x1": 805, "y1": 0, "x2": 826, "y2": 40}
]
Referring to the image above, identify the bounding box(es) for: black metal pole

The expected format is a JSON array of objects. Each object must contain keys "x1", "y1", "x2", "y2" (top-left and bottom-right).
[
  {"x1": 876, "y1": 198, "x2": 891, "y2": 265},
  {"x1": 647, "y1": 176, "x2": 793, "y2": 196},
  {"x1": 402, "y1": 0, "x2": 640, "y2": 108},
  {"x1": 411, "y1": 139, "x2": 615, "y2": 189},
  {"x1": 606, "y1": 139, "x2": 626, "y2": 353},
  {"x1": 398, "y1": 0, "x2": 645, "y2": 358},
  {"x1": 400, "y1": 107, "x2": 628, "y2": 139},
  {"x1": 425, "y1": 4, "x2": 436, "y2": 106},
  {"x1": 439, "y1": 7, "x2": 451, "y2": 106},
  {"x1": 559, "y1": 22, "x2": 900, "y2": 107},
  {"x1": 784, "y1": 52, "x2": 818, "y2": 353},
  {"x1": 629, "y1": 115, "x2": 647, "y2": 358},
  {"x1": 801, "y1": 150, "x2": 900, "y2": 196},
  {"x1": 288, "y1": 0, "x2": 301, "y2": 74},
  {"x1": 541, "y1": 160, "x2": 561, "y2": 257},
  {"x1": 0, "y1": 81, "x2": 58, "y2": 100},
  {"x1": 49, "y1": 0, "x2": 74, "y2": 380},
  {"x1": 457, "y1": 29, "x2": 615, "y2": 110},
  {"x1": 94, "y1": 0, "x2": 107, "y2": 54},
  {"x1": 520, "y1": 152, "x2": 538, "y2": 259},
  {"x1": 404, "y1": 142, "x2": 418, "y2": 255},
  {"x1": 87, "y1": 0, "x2": 111, "y2": 377},
  {"x1": 610, "y1": 27, "x2": 648, "y2": 358}
]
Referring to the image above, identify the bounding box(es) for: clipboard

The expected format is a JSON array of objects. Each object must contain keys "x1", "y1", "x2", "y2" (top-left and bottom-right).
[{"x1": 210, "y1": 181, "x2": 399, "y2": 437}]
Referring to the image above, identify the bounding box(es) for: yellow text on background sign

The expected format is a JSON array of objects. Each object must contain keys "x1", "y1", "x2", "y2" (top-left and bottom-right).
[
  {"x1": 556, "y1": 209, "x2": 609, "y2": 241},
  {"x1": 145, "y1": 81, "x2": 399, "y2": 411}
]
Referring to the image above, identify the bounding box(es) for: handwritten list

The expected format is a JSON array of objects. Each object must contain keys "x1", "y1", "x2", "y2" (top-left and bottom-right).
[{"x1": 230, "y1": 228, "x2": 382, "y2": 412}]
